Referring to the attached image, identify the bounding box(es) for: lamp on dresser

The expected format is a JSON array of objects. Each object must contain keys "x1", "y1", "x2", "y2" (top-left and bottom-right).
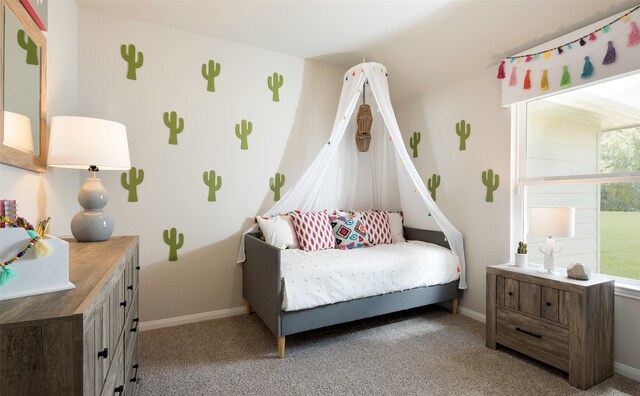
[
  {"x1": 528, "y1": 207, "x2": 575, "y2": 272},
  {"x1": 47, "y1": 116, "x2": 130, "y2": 242}
]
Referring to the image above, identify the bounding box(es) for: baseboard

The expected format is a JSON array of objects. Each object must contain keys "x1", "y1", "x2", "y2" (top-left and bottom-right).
[
  {"x1": 458, "y1": 306, "x2": 486, "y2": 323},
  {"x1": 614, "y1": 362, "x2": 640, "y2": 382},
  {"x1": 140, "y1": 306, "x2": 245, "y2": 332}
]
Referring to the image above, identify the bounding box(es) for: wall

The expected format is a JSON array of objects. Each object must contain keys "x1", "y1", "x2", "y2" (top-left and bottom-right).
[
  {"x1": 77, "y1": 9, "x2": 343, "y2": 323},
  {"x1": 0, "y1": 0, "x2": 79, "y2": 237},
  {"x1": 395, "y1": 67, "x2": 640, "y2": 372}
]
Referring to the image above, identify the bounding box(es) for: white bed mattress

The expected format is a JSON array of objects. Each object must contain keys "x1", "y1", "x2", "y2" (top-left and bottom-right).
[{"x1": 281, "y1": 241, "x2": 460, "y2": 312}]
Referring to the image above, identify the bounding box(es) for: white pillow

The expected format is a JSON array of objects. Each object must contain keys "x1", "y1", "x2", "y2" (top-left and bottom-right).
[
  {"x1": 388, "y1": 212, "x2": 406, "y2": 243},
  {"x1": 256, "y1": 215, "x2": 299, "y2": 249}
]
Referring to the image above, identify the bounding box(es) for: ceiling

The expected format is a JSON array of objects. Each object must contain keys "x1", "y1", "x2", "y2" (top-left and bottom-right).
[{"x1": 77, "y1": 0, "x2": 639, "y2": 102}]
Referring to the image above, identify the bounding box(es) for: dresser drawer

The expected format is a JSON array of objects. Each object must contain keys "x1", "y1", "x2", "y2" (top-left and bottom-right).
[
  {"x1": 125, "y1": 292, "x2": 139, "y2": 359},
  {"x1": 496, "y1": 306, "x2": 569, "y2": 363},
  {"x1": 100, "y1": 340, "x2": 125, "y2": 396}
]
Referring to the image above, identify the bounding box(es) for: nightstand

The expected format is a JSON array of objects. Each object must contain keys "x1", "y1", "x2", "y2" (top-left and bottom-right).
[{"x1": 486, "y1": 264, "x2": 614, "y2": 390}]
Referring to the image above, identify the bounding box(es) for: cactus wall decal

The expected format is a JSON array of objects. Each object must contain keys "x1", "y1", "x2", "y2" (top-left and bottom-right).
[
  {"x1": 409, "y1": 131, "x2": 421, "y2": 158},
  {"x1": 235, "y1": 119, "x2": 252, "y2": 150},
  {"x1": 163, "y1": 227, "x2": 184, "y2": 262},
  {"x1": 203, "y1": 170, "x2": 222, "y2": 202},
  {"x1": 121, "y1": 167, "x2": 144, "y2": 202},
  {"x1": 482, "y1": 169, "x2": 500, "y2": 203},
  {"x1": 120, "y1": 44, "x2": 143, "y2": 80},
  {"x1": 17, "y1": 30, "x2": 38, "y2": 65},
  {"x1": 270, "y1": 172, "x2": 285, "y2": 201},
  {"x1": 427, "y1": 173, "x2": 441, "y2": 201},
  {"x1": 456, "y1": 119, "x2": 471, "y2": 151},
  {"x1": 163, "y1": 111, "x2": 184, "y2": 145},
  {"x1": 202, "y1": 60, "x2": 221, "y2": 92},
  {"x1": 267, "y1": 72, "x2": 284, "y2": 102}
]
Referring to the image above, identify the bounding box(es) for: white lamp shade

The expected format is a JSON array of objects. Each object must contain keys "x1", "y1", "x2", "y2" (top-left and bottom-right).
[
  {"x1": 528, "y1": 207, "x2": 576, "y2": 237},
  {"x1": 48, "y1": 116, "x2": 131, "y2": 170},
  {"x1": 3, "y1": 111, "x2": 34, "y2": 153}
]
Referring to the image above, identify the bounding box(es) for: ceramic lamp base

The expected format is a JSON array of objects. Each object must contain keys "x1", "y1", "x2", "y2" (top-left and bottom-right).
[{"x1": 71, "y1": 173, "x2": 114, "y2": 242}]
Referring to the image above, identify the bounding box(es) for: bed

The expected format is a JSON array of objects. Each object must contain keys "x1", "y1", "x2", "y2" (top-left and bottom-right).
[{"x1": 242, "y1": 227, "x2": 461, "y2": 358}]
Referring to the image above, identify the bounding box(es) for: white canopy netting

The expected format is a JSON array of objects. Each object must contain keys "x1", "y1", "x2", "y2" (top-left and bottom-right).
[{"x1": 238, "y1": 62, "x2": 467, "y2": 289}]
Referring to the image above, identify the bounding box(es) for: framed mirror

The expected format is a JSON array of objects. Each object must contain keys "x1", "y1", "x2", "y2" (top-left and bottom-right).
[{"x1": 0, "y1": 0, "x2": 47, "y2": 172}]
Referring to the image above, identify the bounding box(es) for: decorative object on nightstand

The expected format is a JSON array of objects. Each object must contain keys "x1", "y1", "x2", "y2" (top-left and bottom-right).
[
  {"x1": 47, "y1": 116, "x2": 131, "y2": 242},
  {"x1": 515, "y1": 241, "x2": 527, "y2": 267},
  {"x1": 567, "y1": 263, "x2": 591, "y2": 280},
  {"x1": 528, "y1": 207, "x2": 575, "y2": 272}
]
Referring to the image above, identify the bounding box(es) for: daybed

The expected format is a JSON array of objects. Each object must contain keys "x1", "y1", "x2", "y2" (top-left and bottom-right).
[{"x1": 243, "y1": 227, "x2": 460, "y2": 358}]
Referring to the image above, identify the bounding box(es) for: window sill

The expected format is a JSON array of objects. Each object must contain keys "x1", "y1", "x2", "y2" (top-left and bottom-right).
[{"x1": 614, "y1": 281, "x2": 640, "y2": 301}]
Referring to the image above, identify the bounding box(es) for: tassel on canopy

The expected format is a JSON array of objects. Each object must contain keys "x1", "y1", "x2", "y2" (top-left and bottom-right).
[
  {"x1": 541, "y1": 69, "x2": 549, "y2": 91},
  {"x1": 509, "y1": 67, "x2": 517, "y2": 86},
  {"x1": 497, "y1": 60, "x2": 506, "y2": 79},
  {"x1": 523, "y1": 69, "x2": 532, "y2": 90},
  {"x1": 560, "y1": 65, "x2": 571, "y2": 87},
  {"x1": 581, "y1": 56, "x2": 594, "y2": 79},
  {"x1": 629, "y1": 21, "x2": 640, "y2": 46},
  {"x1": 603, "y1": 41, "x2": 616, "y2": 64}
]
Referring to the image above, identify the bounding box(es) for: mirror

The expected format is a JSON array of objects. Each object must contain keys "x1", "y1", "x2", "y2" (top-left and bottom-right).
[{"x1": 0, "y1": 0, "x2": 46, "y2": 172}]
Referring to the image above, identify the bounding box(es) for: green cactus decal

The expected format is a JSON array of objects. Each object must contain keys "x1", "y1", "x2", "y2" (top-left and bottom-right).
[
  {"x1": 482, "y1": 169, "x2": 500, "y2": 203},
  {"x1": 270, "y1": 172, "x2": 285, "y2": 201},
  {"x1": 163, "y1": 227, "x2": 184, "y2": 262},
  {"x1": 121, "y1": 167, "x2": 144, "y2": 202},
  {"x1": 409, "y1": 131, "x2": 421, "y2": 158},
  {"x1": 163, "y1": 111, "x2": 184, "y2": 145},
  {"x1": 17, "y1": 30, "x2": 38, "y2": 65},
  {"x1": 202, "y1": 60, "x2": 221, "y2": 92},
  {"x1": 427, "y1": 173, "x2": 441, "y2": 201},
  {"x1": 235, "y1": 119, "x2": 252, "y2": 150},
  {"x1": 120, "y1": 44, "x2": 143, "y2": 80},
  {"x1": 203, "y1": 170, "x2": 222, "y2": 202},
  {"x1": 267, "y1": 72, "x2": 284, "y2": 102},
  {"x1": 456, "y1": 119, "x2": 471, "y2": 151}
]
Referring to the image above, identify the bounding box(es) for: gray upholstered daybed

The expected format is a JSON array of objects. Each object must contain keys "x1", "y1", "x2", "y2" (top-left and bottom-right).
[{"x1": 243, "y1": 227, "x2": 460, "y2": 358}]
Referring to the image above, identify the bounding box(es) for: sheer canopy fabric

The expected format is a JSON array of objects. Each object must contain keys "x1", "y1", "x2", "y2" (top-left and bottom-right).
[{"x1": 238, "y1": 62, "x2": 467, "y2": 289}]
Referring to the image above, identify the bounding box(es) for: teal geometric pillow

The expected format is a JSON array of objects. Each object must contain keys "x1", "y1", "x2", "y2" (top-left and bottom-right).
[{"x1": 329, "y1": 213, "x2": 371, "y2": 250}]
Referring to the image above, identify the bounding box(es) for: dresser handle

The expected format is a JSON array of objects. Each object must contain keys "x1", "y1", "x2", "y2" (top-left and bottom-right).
[
  {"x1": 127, "y1": 285, "x2": 134, "y2": 290},
  {"x1": 515, "y1": 327, "x2": 542, "y2": 339},
  {"x1": 97, "y1": 347, "x2": 109, "y2": 359},
  {"x1": 120, "y1": 300, "x2": 127, "y2": 308},
  {"x1": 136, "y1": 265, "x2": 140, "y2": 270},
  {"x1": 114, "y1": 385, "x2": 124, "y2": 395},
  {"x1": 130, "y1": 364, "x2": 139, "y2": 382},
  {"x1": 546, "y1": 302, "x2": 552, "y2": 307},
  {"x1": 131, "y1": 318, "x2": 140, "y2": 332},
  {"x1": 508, "y1": 292, "x2": 513, "y2": 296}
]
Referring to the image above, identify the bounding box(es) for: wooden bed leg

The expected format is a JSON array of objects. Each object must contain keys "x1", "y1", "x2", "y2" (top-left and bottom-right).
[
  {"x1": 278, "y1": 336, "x2": 285, "y2": 359},
  {"x1": 245, "y1": 301, "x2": 251, "y2": 317},
  {"x1": 451, "y1": 298, "x2": 458, "y2": 315}
]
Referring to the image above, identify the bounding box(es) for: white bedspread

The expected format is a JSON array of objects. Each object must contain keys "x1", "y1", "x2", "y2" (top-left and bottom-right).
[{"x1": 281, "y1": 241, "x2": 460, "y2": 311}]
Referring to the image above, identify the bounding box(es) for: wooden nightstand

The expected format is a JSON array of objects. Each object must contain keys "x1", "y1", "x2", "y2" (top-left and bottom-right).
[{"x1": 486, "y1": 264, "x2": 614, "y2": 390}]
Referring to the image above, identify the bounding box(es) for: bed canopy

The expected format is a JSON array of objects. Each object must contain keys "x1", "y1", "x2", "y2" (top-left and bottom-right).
[{"x1": 239, "y1": 62, "x2": 466, "y2": 289}]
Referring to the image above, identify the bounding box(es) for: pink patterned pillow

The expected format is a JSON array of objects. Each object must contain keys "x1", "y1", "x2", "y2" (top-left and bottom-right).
[
  {"x1": 291, "y1": 211, "x2": 335, "y2": 252},
  {"x1": 360, "y1": 211, "x2": 393, "y2": 245}
]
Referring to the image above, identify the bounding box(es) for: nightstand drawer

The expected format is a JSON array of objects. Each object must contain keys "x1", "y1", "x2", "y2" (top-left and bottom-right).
[{"x1": 497, "y1": 306, "x2": 569, "y2": 362}]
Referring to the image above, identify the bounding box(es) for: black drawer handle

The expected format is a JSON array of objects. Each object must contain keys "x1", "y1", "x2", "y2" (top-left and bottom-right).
[
  {"x1": 127, "y1": 284, "x2": 134, "y2": 290},
  {"x1": 546, "y1": 302, "x2": 552, "y2": 307},
  {"x1": 114, "y1": 385, "x2": 124, "y2": 395},
  {"x1": 97, "y1": 347, "x2": 109, "y2": 359},
  {"x1": 136, "y1": 265, "x2": 140, "y2": 270},
  {"x1": 130, "y1": 364, "x2": 139, "y2": 383},
  {"x1": 508, "y1": 292, "x2": 513, "y2": 296},
  {"x1": 120, "y1": 300, "x2": 127, "y2": 308},
  {"x1": 516, "y1": 327, "x2": 542, "y2": 339},
  {"x1": 131, "y1": 318, "x2": 140, "y2": 332}
]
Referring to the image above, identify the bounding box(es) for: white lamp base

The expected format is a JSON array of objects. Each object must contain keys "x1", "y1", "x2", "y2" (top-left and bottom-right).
[{"x1": 539, "y1": 237, "x2": 560, "y2": 273}]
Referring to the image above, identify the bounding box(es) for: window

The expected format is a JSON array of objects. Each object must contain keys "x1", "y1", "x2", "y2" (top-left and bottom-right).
[{"x1": 515, "y1": 73, "x2": 640, "y2": 283}]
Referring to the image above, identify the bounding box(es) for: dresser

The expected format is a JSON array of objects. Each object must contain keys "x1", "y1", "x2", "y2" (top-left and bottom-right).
[
  {"x1": 0, "y1": 236, "x2": 140, "y2": 395},
  {"x1": 486, "y1": 264, "x2": 614, "y2": 390}
]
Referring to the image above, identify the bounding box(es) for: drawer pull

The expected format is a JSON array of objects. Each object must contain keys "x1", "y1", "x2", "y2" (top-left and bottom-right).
[
  {"x1": 131, "y1": 318, "x2": 140, "y2": 332},
  {"x1": 515, "y1": 327, "x2": 542, "y2": 339},
  {"x1": 136, "y1": 265, "x2": 140, "y2": 270},
  {"x1": 508, "y1": 292, "x2": 513, "y2": 296},
  {"x1": 120, "y1": 300, "x2": 127, "y2": 308},
  {"x1": 127, "y1": 285, "x2": 134, "y2": 290},
  {"x1": 97, "y1": 347, "x2": 109, "y2": 359},
  {"x1": 130, "y1": 364, "x2": 139, "y2": 382},
  {"x1": 114, "y1": 385, "x2": 124, "y2": 395},
  {"x1": 546, "y1": 302, "x2": 552, "y2": 307}
]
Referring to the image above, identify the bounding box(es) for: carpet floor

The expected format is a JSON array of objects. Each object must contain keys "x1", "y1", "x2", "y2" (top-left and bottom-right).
[{"x1": 137, "y1": 306, "x2": 640, "y2": 395}]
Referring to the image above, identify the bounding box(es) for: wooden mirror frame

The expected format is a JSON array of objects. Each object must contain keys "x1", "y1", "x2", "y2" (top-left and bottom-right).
[{"x1": 0, "y1": 0, "x2": 47, "y2": 172}]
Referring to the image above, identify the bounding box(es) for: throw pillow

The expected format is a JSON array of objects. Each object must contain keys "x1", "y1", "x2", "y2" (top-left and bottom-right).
[
  {"x1": 388, "y1": 212, "x2": 406, "y2": 243},
  {"x1": 360, "y1": 210, "x2": 393, "y2": 245},
  {"x1": 256, "y1": 215, "x2": 299, "y2": 249},
  {"x1": 329, "y1": 213, "x2": 371, "y2": 250},
  {"x1": 291, "y1": 211, "x2": 335, "y2": 252}
]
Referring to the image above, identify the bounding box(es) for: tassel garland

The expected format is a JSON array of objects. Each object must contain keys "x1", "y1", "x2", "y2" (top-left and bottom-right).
[
  {"x1": 589, "y1": 33, "x2": 597, "y2": 41},
  {"x1": 581, "y1": 56, "x2": 594, "y2": 79},
  {"x1": 540, "y1": 69, "x2": 549, "y2": 91},
  {"x1": 558, "y1": 47, "x2": 563, "y2": 55},
  {"x1": 603, "y1": 24, "x2": 611, "y2": 33},
  {"x1": 497, "y1": 60, "x2": 506, "y2": 79},
  {"x1": 509, "y1": 67, "x2": 517, "y2": 86},
  {"x1": 0, "y1": 267, "x2": 16, "y2": 286},
  {"x1": 629, "y1": 21, "x2": 640, "y2": 46},
  {"x1": 543, "y1": 51, "x2": 551, "y2": 59},
  {"x1": 603, "y1": 41, "x2": 616, "y2": 64},
  {"x1": 560, "y1": 65, "x2": 571, "y2": 87},
  {"x1": 523, "y1": 69, "x2": 532, "y2": 89},
  {"x1": 525, "y1": 55, "x2": 533, "y2": 62},
  {"x1": 579, "y1": 37, "x2": 586, "y2": 46}
]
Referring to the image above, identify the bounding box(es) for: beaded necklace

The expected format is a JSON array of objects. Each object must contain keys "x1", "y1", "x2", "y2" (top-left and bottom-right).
[{"x1": 1, "y1": 216, "x2": 42, "y2": 285}]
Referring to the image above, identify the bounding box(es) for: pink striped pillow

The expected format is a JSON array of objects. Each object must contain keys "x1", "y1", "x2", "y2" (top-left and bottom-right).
[
  {"x1": 360, "y1": 211, "x2": 393, "y2": 245},
  {"x1": 291, "y1": 211, "x2": 335, "y2": 252}
]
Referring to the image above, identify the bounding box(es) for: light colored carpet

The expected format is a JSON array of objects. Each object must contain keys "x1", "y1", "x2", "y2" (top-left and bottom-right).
[{"x1": 137, "y1": 306, "x2": 640, "y2": 395}]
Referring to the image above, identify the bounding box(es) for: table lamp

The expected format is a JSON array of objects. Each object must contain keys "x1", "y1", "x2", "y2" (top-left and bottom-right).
[
  {"x1": 528, "y1": 207, "x2": 575, "y2": 272},
  {"x1": 48, "y1": 116, "x2": 131, "y2": 242},
  {"x1": 3, "y1": 111, "x2": 34, "y2": 153}
]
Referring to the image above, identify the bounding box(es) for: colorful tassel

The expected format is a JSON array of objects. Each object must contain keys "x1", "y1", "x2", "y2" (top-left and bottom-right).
[
  {"x1": 497, "y1": 60, "x2": 506, "y2": 79},
  {"x1": 35, "y1": 240, "x2": 50, "y2": 257},
  {"x1": 622, "y1": 15, "x2": 630, "y2": 22},
  {"x1": 603, "y1": 25, "x2": 611, "y2": 33},
  {"x1": 0, "y1": 267, "x2": 16, "y2": 286},
  {"x1": 509, "y1": 58, "x2": 515, "y2": 63},
  {"x1": 509, "y1": 67, "x2": 517, "y2": 86},
  {"x1": 589, "y1": 33, "x2": 597, "y2": 41},
  {"x1": 579, "y1": 37, "x2": 586, "y2": 46},
  {"x1": 581, "y1": 56, "x2": 593, "y2": 79},
  {"x1": 541, "y1": 69, "x2": 549, "y2": 91},
  {"x1": 560, "y1": 65, "x2": 571, "y2": 87},
  {"x1": 525, "y1": 55, "x2": 533, "y2": 62},
  {"x1": 567, "y1": 43, "x2": 573, "y2": 49},
  {"x1": 516, "y1": 57, "x2": 521, "y2": 63},
  {"x1": 543, "y1": 51, "x2": 551, "y2": 59},
  {"x1": 628, "y1": 21, "x2": 640, "y2": 46},
  {"x1": 533, "y1": 54, "x2": 540, "y2": 60},
  {"x1": 523, "y1": 69, "x2": 532, "y2": 90},
  {"x1": 603, "y1": 41, "x2": 616, "y2": 65},
  {"x1": 558, "y1": 47, "x2": 563, "y2": 55}
]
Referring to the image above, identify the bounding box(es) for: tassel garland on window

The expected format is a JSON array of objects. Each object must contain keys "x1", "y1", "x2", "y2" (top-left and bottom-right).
[
  {"x1": 523, "y1": 69, "x2": 532, "y2": 89},
  {"x1": 629, "y1": 21, "x2": 640, "y2": 46},
  {"x1": 540, "y1": 69, "x2": 549, "y2": 91},
  {"x1": 579, "y1": 37, "x2": 587, "y2": 46},
  {"x1": 581, "y1": 56, "x2": 594, "y2": 79},
  {"x1": 497, "y1": 60, "x2": 506, "y2": 79},
  {"x1": 509, "y1": 67, "x2": 517, "y2": 86},
  {"x1": 603, "y1": 41, "x2": 617, "y2": 64},
  {"x1": 560, "y1": 65, "x2": 571, "y2": 87}
]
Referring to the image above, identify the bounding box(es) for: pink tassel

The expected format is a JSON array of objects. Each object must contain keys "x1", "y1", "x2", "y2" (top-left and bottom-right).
[
  {"x1": 509, "y1": 67, "x2": 517, "y2": 86},
  {"x1": 523, "y1": 70, "x2": 531, "y2": 90},
  {"x1": 589, "y1": 33, "x2": 597, "y2": 41},
  {"x1": 497, "y1": 60, "x2": 506, "y2": 79},
  {"x1": 628, "y1": 21, "x2": 640, "y2": 46},
  {"x1": 525, "y1": 55, "x2": 533, "y2": 62}
]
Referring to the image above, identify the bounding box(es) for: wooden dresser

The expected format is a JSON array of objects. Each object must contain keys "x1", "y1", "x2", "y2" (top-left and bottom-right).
[
  {"x1": 0, "y1": 236, "x2": 140, "y2": 396},
  {"x1": 486, "y1": 264, "x2": 614, "y2": 390}
]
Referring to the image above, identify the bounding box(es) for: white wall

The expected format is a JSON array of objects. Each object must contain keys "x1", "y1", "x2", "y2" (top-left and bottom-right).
[
  {"x1": 77, "y1": 9, "x2": 343, "y2": 322},
  {"x1": 0, "y1": 0, "x2": 79, "y2": 237}
]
